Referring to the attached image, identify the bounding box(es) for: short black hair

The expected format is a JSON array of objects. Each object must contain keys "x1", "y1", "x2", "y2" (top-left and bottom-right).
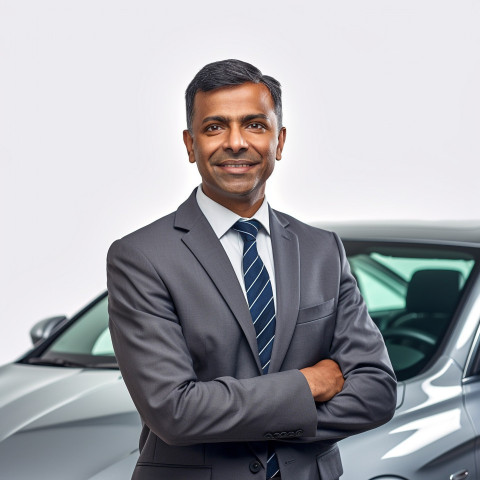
[{"x1": 185, "y1": 59, "x2": 283, "y2": 132}]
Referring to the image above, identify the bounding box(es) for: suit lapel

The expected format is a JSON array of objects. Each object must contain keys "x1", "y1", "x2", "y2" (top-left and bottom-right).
[
  {"x1": 175, "y1": 191, "x2": 262, "y2": 373},
  {"x1": 268, "y1": 209, "x2": 300, "y2": 373}
]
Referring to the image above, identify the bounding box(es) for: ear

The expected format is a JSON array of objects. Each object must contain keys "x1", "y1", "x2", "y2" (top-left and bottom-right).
[
  {"x1": 275, "y1": 127, "x2": 286, "y2": 160},
  {"x1": 183, "y1": 130, "x2": 196, "y2": 164}
]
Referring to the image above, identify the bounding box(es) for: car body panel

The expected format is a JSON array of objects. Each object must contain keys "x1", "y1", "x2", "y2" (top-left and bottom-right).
[
  {"x1": 341, "y1": 356, "x2": 477, "y2": 479},
  {"x1": 0, "y1": 364, "x2": 140, "y2": 479}
]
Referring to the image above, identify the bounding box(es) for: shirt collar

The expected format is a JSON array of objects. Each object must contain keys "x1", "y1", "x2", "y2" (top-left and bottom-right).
[{"x1": 196, "y1": 186, "x2": 271, "y2": 240}]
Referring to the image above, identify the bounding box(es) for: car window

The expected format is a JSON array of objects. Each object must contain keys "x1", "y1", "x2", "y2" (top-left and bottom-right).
[
  {"x1": 351, "y1": 254, "x2": 473, "y2": 313},
  {"x1": 346, "y1": 243, "x2": 476, "y2": 381},
  {"x1": 370, "y1": 253, "x2": 473, "y2": 286},
  {"x1": 39, "y1": 295, "x2": 115, "y2": 366},
  {"x1": 350, "y1": 257, "x2": 406, "y2": 312}
]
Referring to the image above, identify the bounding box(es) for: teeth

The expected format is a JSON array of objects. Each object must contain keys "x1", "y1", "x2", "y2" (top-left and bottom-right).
[{"x1": 223, "y1": 164, "x2": 250, "y2": 167}]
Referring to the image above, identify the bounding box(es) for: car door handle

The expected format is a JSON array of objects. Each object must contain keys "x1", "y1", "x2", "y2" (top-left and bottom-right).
[{"x1": 450, "y1": 470, "x2": 469, "y2": 480}]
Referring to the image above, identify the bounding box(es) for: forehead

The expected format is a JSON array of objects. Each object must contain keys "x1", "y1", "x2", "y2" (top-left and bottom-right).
[{"x1": 192, "y1": 82, "x2": 276, "y2": 125}]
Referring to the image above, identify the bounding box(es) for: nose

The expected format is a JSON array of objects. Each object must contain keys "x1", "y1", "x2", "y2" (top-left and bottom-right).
[{"x1": 223, "y1": 125, "x2": 248, "y2": 153}]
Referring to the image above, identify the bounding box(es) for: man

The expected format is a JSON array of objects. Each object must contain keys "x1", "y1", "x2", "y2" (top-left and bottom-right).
[{"x1": 107, "y1": 59, "x2": 396, "y2": 480}]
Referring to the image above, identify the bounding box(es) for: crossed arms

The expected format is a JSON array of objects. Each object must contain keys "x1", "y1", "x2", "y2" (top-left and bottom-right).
[{"x1": 107, "y1": 232, "x2": 396, "y2": 446}]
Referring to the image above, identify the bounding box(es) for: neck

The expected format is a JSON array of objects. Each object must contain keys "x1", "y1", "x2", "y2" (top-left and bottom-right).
[
  {"x1": 228, "y1": 198, "x2": 264, "y2": 218},
  {"x1": 201, "y1": 186, "x2": 265, "y2": 218}
]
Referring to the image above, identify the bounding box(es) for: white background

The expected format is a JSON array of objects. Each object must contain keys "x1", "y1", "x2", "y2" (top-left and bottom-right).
[{"x1": 1, "y1": 0, "x2": 479, "y2": 366}]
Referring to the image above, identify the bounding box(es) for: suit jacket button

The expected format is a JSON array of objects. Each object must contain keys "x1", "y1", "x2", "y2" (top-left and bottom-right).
[{"x1": 249, "y1": 461, "x2": 262, "y2": 473}]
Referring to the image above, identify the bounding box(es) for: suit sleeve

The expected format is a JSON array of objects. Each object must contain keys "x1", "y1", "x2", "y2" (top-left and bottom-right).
[
  {"x1": 107, "y1": 238, "x2": 317, "y2": 446},
  {"x1": 310, "y1": 232, "x2": 397, "y2": 441}
]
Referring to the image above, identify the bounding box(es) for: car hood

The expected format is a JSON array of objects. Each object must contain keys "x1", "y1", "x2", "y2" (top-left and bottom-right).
[{"x1": 0, "y1": 363, "x2": 140, "y2": 479}]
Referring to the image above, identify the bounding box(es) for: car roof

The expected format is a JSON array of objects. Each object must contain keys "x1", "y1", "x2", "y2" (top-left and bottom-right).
[{"x1": 312, "y1": 220, "x2": 480, "y2": 247}]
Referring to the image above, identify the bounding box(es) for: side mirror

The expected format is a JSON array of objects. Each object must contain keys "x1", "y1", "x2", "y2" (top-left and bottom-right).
[{"x1": 30, "y1": 316, "x2": 67, "y2": 344}]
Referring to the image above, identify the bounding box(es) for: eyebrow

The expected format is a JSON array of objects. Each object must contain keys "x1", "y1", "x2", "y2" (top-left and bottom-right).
[{"x1": 201, "y1": 114, "x2": 270, "y2": 125}]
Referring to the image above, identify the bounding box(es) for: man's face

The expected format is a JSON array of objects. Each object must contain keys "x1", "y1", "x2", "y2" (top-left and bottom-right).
[{"x1": 183, "y1": 82, "x2": 286, "y2": 214}]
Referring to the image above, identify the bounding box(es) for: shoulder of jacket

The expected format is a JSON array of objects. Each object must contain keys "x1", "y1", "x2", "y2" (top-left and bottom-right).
[
  {"x1": 111, "y1": 211, "x2": 177, "y2": 250},
  {"x1": 272, "y1": 209, "x2": 335, "y2": 238}
]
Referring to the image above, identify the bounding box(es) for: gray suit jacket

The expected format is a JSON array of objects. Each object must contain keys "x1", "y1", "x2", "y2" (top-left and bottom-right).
[{"x1": 107, "y1": 190, "x2": 396, "y2": 480}]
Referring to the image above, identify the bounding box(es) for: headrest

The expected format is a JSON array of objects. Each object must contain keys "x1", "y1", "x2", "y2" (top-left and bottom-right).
[{"x1": 406, "y1": 269, "x2": 462, "y2": 314}]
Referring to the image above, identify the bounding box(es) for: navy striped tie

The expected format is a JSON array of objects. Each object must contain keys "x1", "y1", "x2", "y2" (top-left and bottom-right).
[{"x1": 233, "y1": 219, "x2": 280, "y2": 479}]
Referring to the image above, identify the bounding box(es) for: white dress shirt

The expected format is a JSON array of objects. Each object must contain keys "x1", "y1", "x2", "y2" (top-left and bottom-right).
[{"x1": 196, "y1": 186, "x2": 277, "y2": 308}]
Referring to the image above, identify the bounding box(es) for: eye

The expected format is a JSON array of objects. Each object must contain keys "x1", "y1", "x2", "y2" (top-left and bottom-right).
[
  {"x1": 247, "y1": 122, "x2": 266, "y2": 131},
  {"x1": 205, "y1": 124, "x2": 222, "y2": 133}
]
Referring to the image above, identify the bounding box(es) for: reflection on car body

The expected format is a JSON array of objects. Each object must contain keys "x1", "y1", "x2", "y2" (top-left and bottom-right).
[{"x1": 1, "y1": 221, "x2": 479, "y2": 480}]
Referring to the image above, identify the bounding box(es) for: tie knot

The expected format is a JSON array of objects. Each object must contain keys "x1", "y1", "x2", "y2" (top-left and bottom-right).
[{"x1": 233, "y1": 219, "x2": 261, "y2": 243}]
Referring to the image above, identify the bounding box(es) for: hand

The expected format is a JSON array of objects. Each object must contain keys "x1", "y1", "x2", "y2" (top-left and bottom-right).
[{"x1": 300, "y1": 359, "x2": 344, "y2": 402}]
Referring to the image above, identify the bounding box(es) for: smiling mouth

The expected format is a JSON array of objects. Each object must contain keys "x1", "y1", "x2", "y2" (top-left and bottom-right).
[{"x1": 221, "y1": 164, "x2": 253, "y2": 167}]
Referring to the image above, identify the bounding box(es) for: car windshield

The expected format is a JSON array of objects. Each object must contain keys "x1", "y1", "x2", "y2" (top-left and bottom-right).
[
  {"x1": 345, "y1": 241, "x2": 477, "y2": 381},
  {"x1": 36, "y1": 294, "x2": 116, "y2": 368},
  {"x1": 32, "y1": 241, "x2": 477, "y2": 380}
]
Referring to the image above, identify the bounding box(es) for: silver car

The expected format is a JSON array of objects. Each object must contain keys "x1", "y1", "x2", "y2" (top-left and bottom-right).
[{"x1": 1, "y1": 222, "x2": 479, "y2": 479}]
